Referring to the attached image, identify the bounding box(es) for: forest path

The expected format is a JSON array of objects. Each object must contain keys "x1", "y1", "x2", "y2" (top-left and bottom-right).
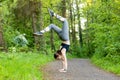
[{"x1": 42, "y1": 59, "x2": 120, "y2": 80}]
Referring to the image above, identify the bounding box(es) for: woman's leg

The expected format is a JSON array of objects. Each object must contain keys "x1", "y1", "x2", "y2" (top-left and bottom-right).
[
  {"x1": 33, "y1": 24, "x2": 62, "y2": 36},
  {"x1": 54, "y1": 14, "x2": 69, "y2": 41},
  {"x1": 48, "y1": 9, "x2": 69, "y2": 41},
  {"x1": 35, "y1": 9, "x2": 69, "y2": 41}
]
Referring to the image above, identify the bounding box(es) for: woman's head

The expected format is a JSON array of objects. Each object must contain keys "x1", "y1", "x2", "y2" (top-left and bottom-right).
[{"x1": 54, "y1": 50, "x2": 63, "y2": 60}]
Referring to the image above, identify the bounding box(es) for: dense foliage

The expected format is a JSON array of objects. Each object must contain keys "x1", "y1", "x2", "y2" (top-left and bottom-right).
[
  {"x1": 1, "y1": 0, "x2": 61, "y2": 50},
  {"x1": 87, "y1": 1, "x2": 120, "y2": 57},
  {"x1": 83, "y1": 0, "x2": 120, "y2": 75},
  {"x1": 0, "y1": 0, "x2": 120, "y2": 76}
]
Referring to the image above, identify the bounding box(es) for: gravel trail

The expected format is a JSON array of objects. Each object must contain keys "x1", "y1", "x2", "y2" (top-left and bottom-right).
[{"x1": 42, "y1": 59, "x2": 120, "y2": 80}]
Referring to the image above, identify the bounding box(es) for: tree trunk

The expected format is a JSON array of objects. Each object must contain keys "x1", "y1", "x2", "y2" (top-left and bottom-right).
[
  {"x1": 76, "y1": 0, "x2": 83, "y2": 47},
  {"x1": 31, "y1": 1, "x2": 44, "y2": 52},
  {"x1": 61, "y1": 0, "x2": 66, "y2": 17},
  {"x1": 69, "y1": 1, "x2": 74, "y2": 43},
  {"x1": 49, "y1": 4, "x2": 56, "y2": 51},
  {"x1": 0, "y1": 11, "x2": 4, "y2": 50},
  {"x1": 32, "y1": 12, "x2": 38, "y2": 45},
  {"x1": 73, "y1": 7, "x2": 77, "y2": 43},
  {"x1": 0, "y1": 26, "x2": 5, "y2": 51},
  {"x1": 86, "y1": 3, "x2": 90, "y2": 54},
  {"x1": 50, "y1": 16, "x2": 56, "y2": 51},
  {"x1": 37, "y1": 1, "x2": 47, "y2": 53}
]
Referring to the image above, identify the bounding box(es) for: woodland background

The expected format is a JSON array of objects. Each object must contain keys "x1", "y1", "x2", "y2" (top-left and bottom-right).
[{"x1": 0, "y1": 0, "x2": 120, "y2": 79}]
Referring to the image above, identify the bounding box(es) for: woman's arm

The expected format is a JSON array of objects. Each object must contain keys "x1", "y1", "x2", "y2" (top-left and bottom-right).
[{"x1": 61, "y1": 48, "x2": 67, "y2": 70}]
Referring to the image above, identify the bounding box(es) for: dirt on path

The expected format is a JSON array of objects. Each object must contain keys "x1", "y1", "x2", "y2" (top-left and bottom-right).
[{"x1": 42, "y1": 59, "x2": 120, "y2": 80}]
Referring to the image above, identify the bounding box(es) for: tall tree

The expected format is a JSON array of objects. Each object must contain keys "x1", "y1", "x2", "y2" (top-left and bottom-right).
[
  {"x1": 76, "y1": 0, "x2": 83, "y2": 47},
  {"x1": 69, "y1": 0, "x2": 75, "y2": 43},
  {"x1": 61, "y1": 0, "x2": 66, "y2": 17},
  {"x1": 31, "y1": 0, "x2": 44, "y2": 51},
  {"x1": 0, "y1": 23, "x2": 5, "y2": 51},
  {"x1": 0, "y1": 3, "x2": 5, "y2": 51}
]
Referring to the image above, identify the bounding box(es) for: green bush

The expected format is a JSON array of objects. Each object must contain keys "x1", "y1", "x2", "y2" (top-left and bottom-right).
[{"x1": 13, "y1": 34, "x2": 28, "y2": 47}]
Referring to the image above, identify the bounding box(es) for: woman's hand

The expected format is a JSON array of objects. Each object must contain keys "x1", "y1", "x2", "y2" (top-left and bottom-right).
[{"x1": 59, "y1": 69, "x2": 67, "y2": 72}]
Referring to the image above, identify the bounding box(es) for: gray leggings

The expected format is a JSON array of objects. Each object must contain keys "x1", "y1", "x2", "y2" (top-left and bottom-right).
[{"x1": 48, "y1": 19, "x2": 69, "y2": 41}]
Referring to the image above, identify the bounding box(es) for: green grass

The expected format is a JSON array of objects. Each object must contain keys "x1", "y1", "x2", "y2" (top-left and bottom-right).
[
  {"x1": 0, "y1": 52, "x2": 54, "y2": 80},
  {"x1": 91, "y1": 55, "x2": 120, "y2": 76},
  {"x1": 0, "y1": 51, "x2": 76, "y2": 80}
]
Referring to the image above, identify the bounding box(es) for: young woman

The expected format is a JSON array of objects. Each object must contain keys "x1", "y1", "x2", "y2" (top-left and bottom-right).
[{"x1": 33, "y1": 8, "x2": 70, "y2": 72}]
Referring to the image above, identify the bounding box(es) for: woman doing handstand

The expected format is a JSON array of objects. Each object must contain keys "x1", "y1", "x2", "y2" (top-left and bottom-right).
[{"x1": 34, "y1": 8, "x2": 70, "y2": 72}]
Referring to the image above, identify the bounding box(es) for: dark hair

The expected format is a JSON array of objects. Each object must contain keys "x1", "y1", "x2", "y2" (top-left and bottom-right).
[
  {"x1": 54, "y1": 53, "x2": 59, "y2": 59},
  {"x1": 54, "y1": 50, "x2": 62, "y2": 59},
  {"x1": 56, "y1": 50, "x2": 62, "y2": 55}
]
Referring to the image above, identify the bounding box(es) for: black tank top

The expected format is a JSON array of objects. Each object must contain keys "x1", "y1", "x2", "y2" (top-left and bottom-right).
[{"x1": 60, "y1": 43, "x2": 70, "y2": 52}]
